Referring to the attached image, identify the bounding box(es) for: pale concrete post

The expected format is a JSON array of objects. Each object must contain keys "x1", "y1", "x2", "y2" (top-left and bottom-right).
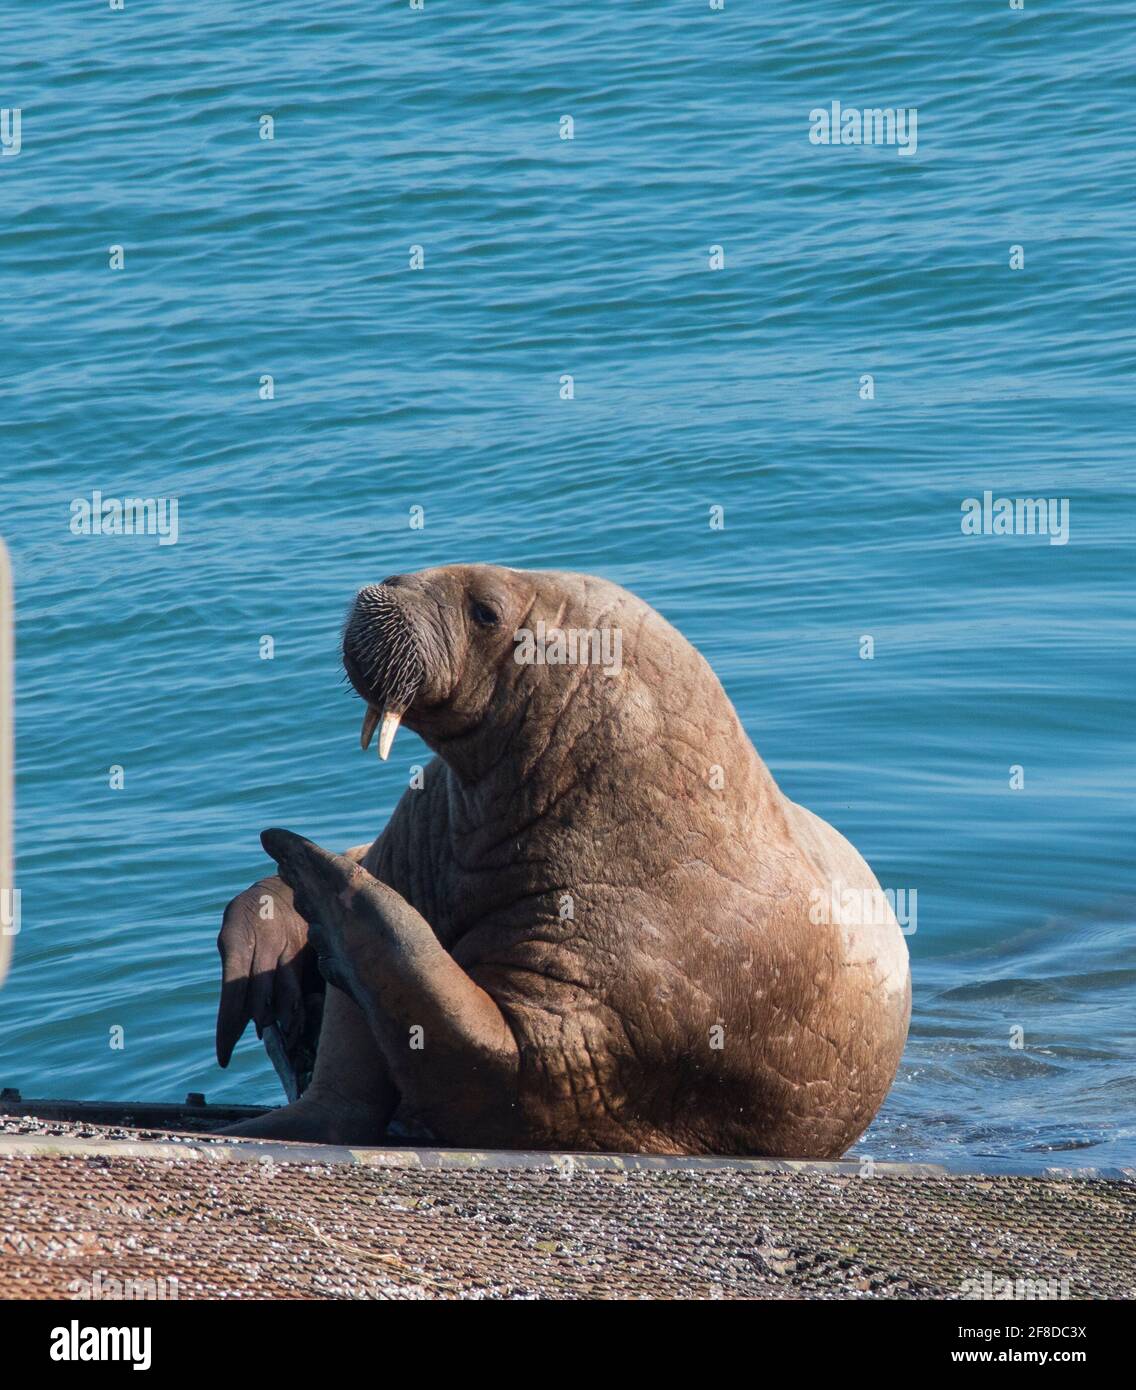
[{"x1": 0, "y1": 539, "x2": 12, "y2": 987}]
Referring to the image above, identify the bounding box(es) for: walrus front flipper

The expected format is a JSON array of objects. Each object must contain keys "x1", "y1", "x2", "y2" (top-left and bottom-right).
[
  {"x1": 216, "y1": 875, "x2": 324, "y2": 1085},
  {"x1": 260, "y1": 828, "x2": 521, "y2": 1145}
]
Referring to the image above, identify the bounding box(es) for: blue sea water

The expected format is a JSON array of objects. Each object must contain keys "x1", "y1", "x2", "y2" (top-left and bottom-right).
[{"x1": 1, "y1": 2, "x2": 1133, "y2": 1169}]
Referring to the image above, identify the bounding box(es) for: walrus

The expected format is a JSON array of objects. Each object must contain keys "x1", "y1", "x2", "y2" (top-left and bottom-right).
[{"x1": 215, "y1": 564, "x2": 910, "y2": 1156}]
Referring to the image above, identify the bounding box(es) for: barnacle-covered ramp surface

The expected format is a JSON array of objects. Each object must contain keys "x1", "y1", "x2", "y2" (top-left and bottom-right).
[{"x1": 0, "y1": 1100, "x2": 1132, "y2": 1300}]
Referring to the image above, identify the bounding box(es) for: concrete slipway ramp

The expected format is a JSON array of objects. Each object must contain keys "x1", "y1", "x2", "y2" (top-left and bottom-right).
[{"x1": 0, "y1": 1099, "x2": 1132, "y2": 1300}]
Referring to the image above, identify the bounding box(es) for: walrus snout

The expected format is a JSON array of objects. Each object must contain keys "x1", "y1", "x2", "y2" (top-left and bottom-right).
[{"x1": 343, "y1": 583, "x2": 426, "y2": 760}]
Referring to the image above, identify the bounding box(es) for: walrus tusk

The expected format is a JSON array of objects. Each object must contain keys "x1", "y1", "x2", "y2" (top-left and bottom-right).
[
  {"x1": 377, "y1": 709, "x2": 400, "y2": 760},
  {"x1": 360, "y1": 706, "x2": 379, "y2": 751}
]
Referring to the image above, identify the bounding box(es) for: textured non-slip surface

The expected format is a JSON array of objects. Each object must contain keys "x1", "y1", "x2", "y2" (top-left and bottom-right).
[{"x1": 1, "y1": 1140, "x2": 1132, "y2": 1300}]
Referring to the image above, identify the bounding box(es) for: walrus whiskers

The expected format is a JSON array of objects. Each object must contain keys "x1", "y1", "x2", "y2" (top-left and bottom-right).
[{"x1": 343, "y1": 585, "x2": 426, "y2": 759}]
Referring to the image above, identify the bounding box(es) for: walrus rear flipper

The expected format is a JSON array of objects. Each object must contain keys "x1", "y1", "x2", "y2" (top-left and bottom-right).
[
  {"x1": 262, "y1": 1023, "x2": 299, "y2": 1102},
  {"x1": 262, "y1": 952, "x2": 324, "y2": 1101},
  {"x1": 262, "y1": 1013, "x2": 322, "y2": 1104}
]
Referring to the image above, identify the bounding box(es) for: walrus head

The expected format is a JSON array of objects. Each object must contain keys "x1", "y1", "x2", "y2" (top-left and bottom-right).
[
  {"x1": 343, "y1": 564, "x2": 550, "y2": 765},
  {"x1": 342, "y1": 562, "x2": 766, "y2": 811}
]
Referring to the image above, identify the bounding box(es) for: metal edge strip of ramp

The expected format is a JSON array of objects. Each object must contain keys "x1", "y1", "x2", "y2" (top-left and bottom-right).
[
  {"x1": 0, "y1": 1132, "x2": 955, "y2": 1176},
  {"x1": 1, "y1": 1096, "x2": 1132, "y2": 1179}
]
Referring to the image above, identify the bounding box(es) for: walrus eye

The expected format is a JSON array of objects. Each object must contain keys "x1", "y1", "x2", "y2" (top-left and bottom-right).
[{"x1": 470, "y1": 599, "x2": 499, "y2": 628}]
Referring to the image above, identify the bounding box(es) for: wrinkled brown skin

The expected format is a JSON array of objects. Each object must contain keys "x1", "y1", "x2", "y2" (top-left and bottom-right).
[{"x1": 217, "y1": 565, "x2": 910, "y2": 1157}]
